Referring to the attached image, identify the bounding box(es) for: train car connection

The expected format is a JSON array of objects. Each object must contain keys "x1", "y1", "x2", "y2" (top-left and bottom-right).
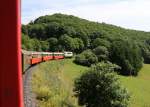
[{"x1": 22, "y1": 50, "x2": 32, "y2": 73}]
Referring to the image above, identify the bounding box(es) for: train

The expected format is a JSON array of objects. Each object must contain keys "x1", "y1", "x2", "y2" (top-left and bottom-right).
[{"x1": 22, "y1": 50, "x2": 73, "y2": 72}]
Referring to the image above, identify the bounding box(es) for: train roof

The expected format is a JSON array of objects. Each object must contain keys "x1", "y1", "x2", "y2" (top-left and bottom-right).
[
  {"x1": 22, "y1": 50, "x2": 54, "y2": 55},
  {"x1": 42, "y1": 52, "x2": 53, "y2": 54},
  {"x1": 53, "y1": 52, "x2": 64, "y2": 54}
]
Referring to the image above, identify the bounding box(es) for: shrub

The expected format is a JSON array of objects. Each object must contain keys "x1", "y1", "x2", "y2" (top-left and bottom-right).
[
  {"x1": 74, "y1": 62, "x2": 130, "y2": 107},
  {"x1": 74, "y1": 50, "x2": 98, "y2": 66},
  {"x1": 93, "y1": 46, "x2": 109, "y2": 61}
]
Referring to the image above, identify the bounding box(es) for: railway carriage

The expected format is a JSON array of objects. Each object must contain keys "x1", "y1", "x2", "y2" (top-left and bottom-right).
[
  {"x1": 64, "y1": 52, "x2": 73, "y2": 58},
  {"x1": 30, "y1": 52, "x2": 43, "y2": 65},
  {"x1": 42, "y1": 52, "x2": 53, "y2": 61},
  {"x1": 53, "y1": 52, "x2": 64, "y2": 59}
]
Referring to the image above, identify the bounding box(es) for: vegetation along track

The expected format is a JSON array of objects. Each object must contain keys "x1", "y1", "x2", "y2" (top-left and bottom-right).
[{"x1": 23, "y1": 65, "x2": 38, "y2": 107}]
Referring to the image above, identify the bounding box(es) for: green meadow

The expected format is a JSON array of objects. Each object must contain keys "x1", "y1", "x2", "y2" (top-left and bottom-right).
[
  {"x1": 120, "y1": 64, "x2": 150, "y2": 107},
  {"x1": 32, "y1": 59, "x2": 150, "y2": 107}
]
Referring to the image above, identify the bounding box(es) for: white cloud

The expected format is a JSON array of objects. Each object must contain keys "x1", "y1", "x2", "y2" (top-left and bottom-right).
[{"x1": 22, "y1": 0, "x2": 150, "y2": 31}]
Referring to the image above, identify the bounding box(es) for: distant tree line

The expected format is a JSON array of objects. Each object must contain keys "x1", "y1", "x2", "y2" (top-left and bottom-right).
[{"x1": 22, "y1": 13, "x2": 150, "y2": 75}]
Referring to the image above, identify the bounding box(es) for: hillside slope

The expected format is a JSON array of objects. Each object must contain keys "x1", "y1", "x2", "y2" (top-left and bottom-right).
[{"x1": 32, "y1": 59, "x2": 150, "y2": 107}]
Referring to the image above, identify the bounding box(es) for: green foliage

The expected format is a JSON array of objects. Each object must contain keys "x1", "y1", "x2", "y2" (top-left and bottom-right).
[
  {"x1": 74, "y1": 50, "x2": 98, "y2": 66},
  {"x1": 74, "y1": 62, "x2": 130, "y2": 107},
  {"x1": 30, "y1": 38, "x2": 42, "y2": 51},
  {"x1": 59, "y1": 34, "x2": 74, "y2": 51},
  {"x1": 47, "y1": 37, "x2": 58, "y2": 51},
  {"x1": 40, "y1": 41, "x2": 49, "y2": 51},
  {"x1": 110, "y1": 39, "x2": 143, "y2": 75},
  {"x1": 142, "y1": 49, "x2": 150, "y2": 63},
  {"x1": 22, "y1": 33, "x2": 30, "y2": 50},
  {"x1": 93, "y1": 46, "x2": 109, "y2": 61},
  {"x1": 140, "y1": 40, "x2": 150, "y2": 63},
  {"x1": 28, "y1": 24, "x2": 47, "y2": 39},
  {"x1": 92, "y1": 38, "x2": 111, "y2": 49},
  {"x1": 73, "y1": 38, "x2": 84, "y2": 53},
  {"x1": 22, "y1": 25, "x2": 28, "y2": 35}
]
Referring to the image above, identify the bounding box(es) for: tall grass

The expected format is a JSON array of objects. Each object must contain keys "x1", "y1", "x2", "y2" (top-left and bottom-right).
[{"x1": 32, "y1": 60, "x2": 79, "y2": 107}]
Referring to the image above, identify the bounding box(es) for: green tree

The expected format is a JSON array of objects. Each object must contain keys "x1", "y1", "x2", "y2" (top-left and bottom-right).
[
  {"x1": 28, "y1": 24, "x2": 46, "y2": 40},
  {"x1": 40, "y1": 41, "x2": 49, "y2": 51},
  {"x1": 92, "y1": 38, "x2": 111, "y2": 49},
  {"x1": 22, "y1": 33, "x2": 33, "y2": 50},
  {"x1": 30, "y1": 38, "x2": 42, "y2": 51},
  {"x1": 110, "y1": 39, "x2": 143, "y2": 75},
  {"x1": 74, "y1": 62, "x2": 130, "y2": 107},
  {"x1": 59, "y1": 34, "x2": 74, "y2": 51},
  {"x1": 73, "y1": 38, "x2": 84, "y2": 53},
  {"x1": 47, "y1": 37, "x2": 58, "y2": 51}
]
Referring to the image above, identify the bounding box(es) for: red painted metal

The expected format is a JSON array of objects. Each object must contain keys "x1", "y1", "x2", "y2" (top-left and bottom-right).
[
  {"x1": 54, "y1": 56, "x2": 64, "y2": 60},
  {"x1": 43, "y1": 56, "x2": 53, "y2": 61},
  {"x1": 0, "y1": 0, "x2": 24, "y2": 107},
  {"x1": 31, "y1": 58, "x2": 42, "y2": 65}
]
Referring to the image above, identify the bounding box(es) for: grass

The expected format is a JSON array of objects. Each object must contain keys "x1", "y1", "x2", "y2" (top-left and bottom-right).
[
  {"x1": 31, "y1": 59, "x2": 87, "y2": 107},
  {"x1": 120, "y1": 64, "x2": 150, "y2": 107},
  {"x1": 32, "y1": 59, "x2": 150, "y2": 107}
]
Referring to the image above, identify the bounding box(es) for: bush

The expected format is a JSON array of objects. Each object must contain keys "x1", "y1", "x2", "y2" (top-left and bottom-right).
[
  {"x1": 74, "y1": 50, "x2": 98, "y2": 66},
  {"x1": 110, "y1": 39, "x2": 143, "y2": 76},
  {"x1": 74, "y1": 62, "x2": 130, "y2": 107},
  {"x1": 93, "y1": 46, "x2": 109, "y2": 61}
]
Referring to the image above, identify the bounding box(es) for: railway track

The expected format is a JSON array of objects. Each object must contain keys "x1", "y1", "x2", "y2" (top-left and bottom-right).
[{"x1": 23, "y1": 65, "x2": 38, "y2": 107}]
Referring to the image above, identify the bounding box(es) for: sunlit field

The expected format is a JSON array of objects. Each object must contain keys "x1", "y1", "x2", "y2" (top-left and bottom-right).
[
  {"x1": 120, "y1": 64, "x2": 150, "y2": 107},
  {"x1": 32, "y1": 59, "x2": 150, "y2": 107}
]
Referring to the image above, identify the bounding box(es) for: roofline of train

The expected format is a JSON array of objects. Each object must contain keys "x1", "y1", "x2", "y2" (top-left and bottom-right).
[{"x1": 22, "y1": 49, "x2": 73, "y2": 55}]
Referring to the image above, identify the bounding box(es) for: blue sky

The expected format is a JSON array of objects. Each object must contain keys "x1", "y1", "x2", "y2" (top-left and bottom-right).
[{"x1": 22, "y1": 0, "x2": 150, "y2": 31}]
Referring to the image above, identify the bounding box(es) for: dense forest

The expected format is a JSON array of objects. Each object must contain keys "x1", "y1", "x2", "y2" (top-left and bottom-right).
[{"x1": 22, "y1": 13, "x2": 150, "y2": 75}]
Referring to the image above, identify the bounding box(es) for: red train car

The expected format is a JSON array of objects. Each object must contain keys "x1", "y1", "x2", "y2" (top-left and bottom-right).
[
  {"x1": 30, "y1": 52, "x2": 42, "y2": 65},
  {"x1": 42, "y1": 52, "x2": 53, "y2": 61},
  {"x1": 53, "y1": 52, "x2": 64, "y2": 60}
]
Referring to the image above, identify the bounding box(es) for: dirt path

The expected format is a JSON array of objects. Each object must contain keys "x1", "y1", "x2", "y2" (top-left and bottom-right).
[{"x1": 23, "y1": 65, "x2": 38, "y2": 107}]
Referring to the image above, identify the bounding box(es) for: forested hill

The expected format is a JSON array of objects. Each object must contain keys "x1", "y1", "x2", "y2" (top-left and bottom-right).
[
  {"x1": 22, "y1": 13, "x2": 150, "y2": 41},
  {"x1": 22, "y1": 13, "x2": 150, "y2": 65}
]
